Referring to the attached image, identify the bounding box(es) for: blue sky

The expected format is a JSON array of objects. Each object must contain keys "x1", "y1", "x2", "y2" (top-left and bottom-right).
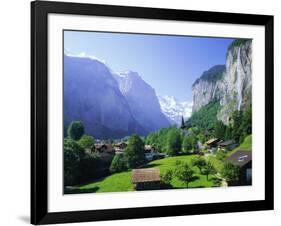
[{"x1": 64, "y1": 30, "x2": 233, "y2": 102}]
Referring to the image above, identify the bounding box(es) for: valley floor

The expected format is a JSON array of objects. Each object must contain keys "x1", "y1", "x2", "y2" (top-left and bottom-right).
[{"x1": 71, "y1": 154, "x2": 224, "y2": 194}]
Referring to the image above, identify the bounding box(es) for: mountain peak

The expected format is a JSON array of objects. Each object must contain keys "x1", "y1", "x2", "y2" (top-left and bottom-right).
[{"x1": 158, "y1": 95, "x2": 192, "y2": 125}]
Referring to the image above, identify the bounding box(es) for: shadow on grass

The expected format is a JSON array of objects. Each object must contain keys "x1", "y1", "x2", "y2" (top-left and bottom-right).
[
  {"x1": 64, "y1": 186, "x2": 100, "y2": 194},
  {"x1": 141, "y1": 163, "x2": 161, "y2": 168},
  {"x1": 191, "y1": 175, "x2": 200, "y2": 181}
]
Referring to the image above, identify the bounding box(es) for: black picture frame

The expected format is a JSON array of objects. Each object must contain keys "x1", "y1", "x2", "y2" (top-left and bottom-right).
[{"x1": 31, "y1": 0, "x2": 274, "y2": 224}]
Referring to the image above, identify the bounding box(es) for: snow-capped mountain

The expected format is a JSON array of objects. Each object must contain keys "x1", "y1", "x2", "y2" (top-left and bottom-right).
[{"x1": 157, "y1": 95, "x2": 193, "y2": 125}]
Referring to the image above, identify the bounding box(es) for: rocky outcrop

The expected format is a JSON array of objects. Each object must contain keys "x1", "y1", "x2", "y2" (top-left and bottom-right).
[
  {"x1": 191, "y1": 40, "x2": 252, "y2": 124},
  {"x1": 192, "y1": 65, "x2": 226, "y2": 113}
]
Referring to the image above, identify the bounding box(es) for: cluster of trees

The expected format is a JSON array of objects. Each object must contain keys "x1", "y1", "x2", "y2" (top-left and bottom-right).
[
  {"x1": 214, "y1": 106, "x2": 252, "y2": 143},
  {"x1": 64, "y1": 121, "x2": 109, "y2": 186},
  {"x1": 161, "y1": 156, "x2": 241, "y2": 188},
  {"x1": 185, "y1": 101, "x2": 220, "y2": 130},
  {"x1": 64, "y1": 121, "x2": 148, "y2": 185},
  {"x1": 221, "y1": 162, "x2": 241, "y2": 185},
  {"x1": 145, "y1": 126, "x2": 202, "y2": 156},
  {"x1": 185, "y1": 99, "x2": 252, "y2": 144},
  {"x1": 145, "y1": 126, "x2": 182, "y2": 156},
  {"x1": 161, "y1": 157, "x2": 217, "y2": 188},
  {"x1": 110, "y1": 134, "x2": 146, "y2": 173}
]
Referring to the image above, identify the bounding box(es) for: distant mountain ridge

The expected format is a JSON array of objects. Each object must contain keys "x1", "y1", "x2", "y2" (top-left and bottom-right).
[{"x1": 64, "y1": 54, "x2": 171, "y2": 139}]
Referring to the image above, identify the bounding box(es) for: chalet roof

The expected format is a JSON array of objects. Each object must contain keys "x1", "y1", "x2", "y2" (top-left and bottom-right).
[
  {"x1": 94, "y1": 144, "x2": 106, "y2": 149},
  {"x1": 144, "y1": 145, "x2": 154, "y2": 150},
  {"x1": 115, "y1": 147, "x2": 125, "y2": 152},
  {"x1": 115, "y1": 142, "x2": 127, "y2": 146},
  {"x1": 95, "y1": 144, "x2": 115, "y2": 153},
  {"x1": 219, "y1": 140, "x2": 236, "y2": 146},
  {"x1": 226, "y1": 150, "x2": 252, "y2": 167},
  {"x1": 132, "y1": 168, "x2": 161, "y2": 183},
  {"x1": 206, "y1": 138, "x2": 219, "y2": 145}
]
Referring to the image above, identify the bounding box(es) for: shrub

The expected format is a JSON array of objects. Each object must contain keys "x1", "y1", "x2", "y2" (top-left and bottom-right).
[
  {"x1": 78, "y1": 135, "x2": 95, "y2": 149},
  {"x1": 125, "y1": 134, "x2": 145, "y2": 168},
  {"x1": 110, "y1": 154, "x2": 128, "y2": 173},
  {"x1": 222, "y1": 162, "x2": 240, "y2": 184},
  {"x1": 166, "y1": 128, "x2": 182, "y2": 156},
  {"x1": 161, "y1": 169, "x2": 173, "y2": 186},
  {"x1": 64, "y1": 138, "x2": 85, "y2": 185},
  {"x1": 67, "y1": 121, "x2": 85, "y2": 140},
  {"x1": 216, "y1": 149, "x2": 227, "y2": 160},
  {"x1": 174, "y1": 162, "x2": 195, "y2": 188},
  {"x1": 191, "y1": 156, "x2": 207, "y2": 173},
  {"x1": 201, "y1": 161, "x2": 217, "y2": 180}
]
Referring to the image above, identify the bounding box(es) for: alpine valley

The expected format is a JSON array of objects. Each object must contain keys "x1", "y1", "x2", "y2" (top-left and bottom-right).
[{"x1": 64, "y1": 38, "x2": 253, "y2": 193}]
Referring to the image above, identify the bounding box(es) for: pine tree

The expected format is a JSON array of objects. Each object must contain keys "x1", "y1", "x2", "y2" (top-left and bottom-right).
[
  {"x1": 125, "y1": 134, "x2": 145, "y2": 168},
  {"x1": 166, "y1": 128, "x2": 182, "y2": 156},
  {"x1": 180, "y1": 116, "x2": 186, "y2": 130},
  {"x1": 67, "y1": 121, "x2": 85, "y2": 141}
]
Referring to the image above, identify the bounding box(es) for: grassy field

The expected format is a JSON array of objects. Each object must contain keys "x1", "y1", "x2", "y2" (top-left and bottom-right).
[
  {"x1": 226, "y1": 134, "x2": 252, "y2": 157},
  {"x1": 77, "y1": 155, "x2": 223, "y2": 194}
]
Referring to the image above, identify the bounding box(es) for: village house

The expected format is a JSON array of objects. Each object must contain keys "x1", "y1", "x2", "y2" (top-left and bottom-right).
[
  {"x1": 144, "y1": 145, "x2": 155, "y2": 161},
  {"x1": 226, "y1": 150, "x2": 252, "y2": 185},
  {"x1": 206, "y1": 138, "x2": 220, "y2": 147},
  {"x1": 218, "y1": 139, "x2": 237, "y2": 151},
  {"x1": 205, "y1": 138, "x2": 220, "y2": 154},
  {"x1": 132, "y1": 168, "x2": 161, "y2": 190},
  {"x1": 144, "y1": 145, "x2": 166, "y2": 161},
  {"x1": 114, "y1": 142, "x2": 127, "y2": 154},
  {"x1": 92, "y1": 144, "x2": 115, "y2": 160},
  {"x1": 114, "y1": 142, "x2": 127, "y2": 149}
]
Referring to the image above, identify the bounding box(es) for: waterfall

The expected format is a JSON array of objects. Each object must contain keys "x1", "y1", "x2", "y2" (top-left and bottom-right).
[{"x1": 236, "y1": 47, "x2": 242, "y2": 110}]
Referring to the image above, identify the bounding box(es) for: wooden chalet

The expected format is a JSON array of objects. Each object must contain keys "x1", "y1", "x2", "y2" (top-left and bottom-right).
[
  {"x1": 218, "y1": 139, "x2": 237, "y2": 150},
  {"x1": 132, "y1": 168, "x2": 161, "y2": 190},
  {"x1": 205, "y1": 138, "x2": 220, "y2": 147},
  {"x1": 114, "y1": 142, "x2": 127, "y2": 153},
  {"x1": 226, "y1": 150, "x2": 252, "y2": 185},
  {"x1": 93, "y1": 144, "x2": 115, "y2": 159},
  {"x1": 144, "y1": 145, "x2": 156, "y2": 153},
  {"x1": 114, "y1": 142, "x2": 127, "y2": 149}
]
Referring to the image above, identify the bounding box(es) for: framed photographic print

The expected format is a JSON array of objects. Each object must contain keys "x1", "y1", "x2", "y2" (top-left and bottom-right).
[{"x1": 31, "y1": 0, "x2": 274, "y2": 224}]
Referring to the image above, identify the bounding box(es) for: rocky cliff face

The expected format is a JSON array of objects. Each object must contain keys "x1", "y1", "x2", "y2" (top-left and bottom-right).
[
  {"x1": 192, "y1": 65, "x2": 226, "y2": 113},
  {"x1": 113, "y1": 71, "x2": 171, "y2": 132},
  {"x1": 64, "y1": 55, "x2": 147, "y2": 139},
  {"x1": 192, "y1": 40, "x2": 252, "y2": 124}
]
